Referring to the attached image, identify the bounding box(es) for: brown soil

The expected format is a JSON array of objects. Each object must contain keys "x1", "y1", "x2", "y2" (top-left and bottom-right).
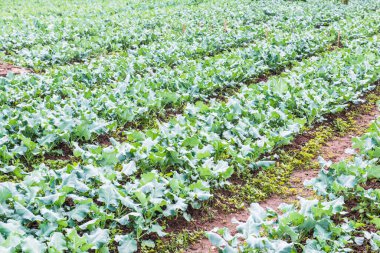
[
  {"x1": 182, "y1": 210, "x2": 250, "y2": 253},
  {"x1": 44, "y1": 142, "x2": 73, "y2": 161},
  {"x1": 320, "y1": 109, "x2": 378, "y2": 162},
  {"x1": 185, "y1": 101, "x2": 380, "y2": 253},
  {"x1": 260, "y1": 168, "x2": 320, "y2": 211},
  {"x1": 362, "y1": 179, "x2": 380, "y2": 190},
  {"x1": 0, "y1": 62, "x2": 30, "y2": 76}
]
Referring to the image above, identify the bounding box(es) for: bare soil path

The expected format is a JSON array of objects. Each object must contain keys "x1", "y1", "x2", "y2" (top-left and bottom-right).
[
  {"x1": 185, "y1": 104, "x2": 380, "y2": 253},
  {"x1": 0, "y1": 62, "x2": 30, "y2": 76}
]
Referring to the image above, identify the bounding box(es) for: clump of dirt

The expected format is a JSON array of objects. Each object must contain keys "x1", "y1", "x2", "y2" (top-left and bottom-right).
[{"x1": 0, "y1": 62, "x2": 30, "y2": 76}]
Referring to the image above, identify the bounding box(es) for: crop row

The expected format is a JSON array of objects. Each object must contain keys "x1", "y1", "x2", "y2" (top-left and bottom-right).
[
  {"x1": 47, "y1": 4, "x2": 380, "y2": 87},
  {"x1": 0, "y1": 0, "x2": 207, "y2": 53},
  {"x1": 43, "y1": 0, "x2": 379, "y2": 73},
  {"x1": 0, "y1": 0, "x2": 303, "y2": 69},
  {"x1": 0, "y1": 0, "x2": 196, "y2": 17},
  {"x1": 0, "y1": 34, "x2": 379, "y2": 251},
  {"x1": 1, "y1": 0, "x2": 378, "y2": 70},
  {"x1": 0, "y1": 9, "x2": 379, "y2": 169},
  {"x1": 208, "y1": 115, "x2": 380, "y2": 252}
]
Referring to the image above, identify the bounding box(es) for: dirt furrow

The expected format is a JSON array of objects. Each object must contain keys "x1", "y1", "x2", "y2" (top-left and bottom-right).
[
  {"x1": 185, "y1": 99, "x2": 380, "y2": 253},
  {"x1": 0, "y1": 62, "x2": 30, "y2": 76}
]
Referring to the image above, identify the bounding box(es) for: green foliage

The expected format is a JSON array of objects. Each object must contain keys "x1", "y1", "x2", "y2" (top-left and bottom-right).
[
  {"x1": 1, "y1": 35, "x2": 380, "y2": 251},
  {"x1": 208, "y1": 117, "x2": 380, "y2": 252},
  {"x1": 1, "y1": 0, "x2": 380, "y2": 168},
  {"x1": 0, "y1": 0, "x2": 379, "y2": 252}
]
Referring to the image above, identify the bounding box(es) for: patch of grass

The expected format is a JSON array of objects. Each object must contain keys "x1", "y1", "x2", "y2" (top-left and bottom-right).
[
  {"x1": 142, "y1": 230, "x2": 204, "y2": 253},
  {"x1": 44, "y1": 159, "x2": 73, "y2": 170},
  {"x1": 0, "y1": 174, "x2": 19, "y2": 183},
  {"x1": 334, "y1": 118, "x2": 351, "y2": 134}
]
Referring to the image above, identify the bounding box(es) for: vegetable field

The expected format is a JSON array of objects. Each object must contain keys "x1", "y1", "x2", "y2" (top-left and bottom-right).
[
  {"x1": 208, "y1": 112, "x2": 380, "y2": 252},
  {"x1": 0, "y1": 0, "x2": 379, "y2": 252}
]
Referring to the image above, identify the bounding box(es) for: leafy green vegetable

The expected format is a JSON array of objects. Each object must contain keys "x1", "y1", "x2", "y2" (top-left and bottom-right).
[{"x1": 209, "y1": 116, "x2": 380, "y2": 252}]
